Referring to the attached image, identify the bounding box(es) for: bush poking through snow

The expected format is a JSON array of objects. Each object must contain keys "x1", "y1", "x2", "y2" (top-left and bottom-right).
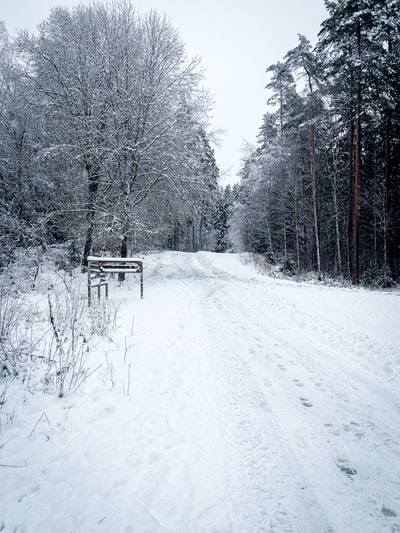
[
  {"x1": 88, "y1": 297, "x2": 120, "y2": 338},
  {"x1": 0, "y1": 381, "x2": 8, "y2": 435},
  {"x1": 46, "y1": 282, "x2": 104, "y2": 398},
  {"x1": 1, "y1": 264, "x2": 117, "y2": 399},
  {"x1": 0, "y1": 246, "x2": 129, "y2": 403},
  {"x1": 360, "y1": 267, "x2": 396, "y2": 289},
  {"x1": 0, "y1": 289, "x2": 36, "y2": 379}
]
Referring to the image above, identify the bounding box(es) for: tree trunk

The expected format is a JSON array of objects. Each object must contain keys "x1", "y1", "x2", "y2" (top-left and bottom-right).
[
  {"x1": 173, "y1": 220, "x2": 180, "y2": 251},
  {"x1": 383, "y1": 117, "x2": 391, "y2": 288},
  {"x1": 81, "y1": 163, "x2": 100, "y2": 268},
  {"x1": 310, "y1": 123, "x2": 321, "y2": 280},
  {"x1": 332, "y1": 175, "x2": 342, "y2": 275},
  {"x1": 264, "y1": 207, "x2": 274, "y2": 259},
  {"x1": 292, "y1": 178, "x2": 300, "y2": 273},
  {"x1": 199, "y1": 216, "x2": 204, "y2": 251},
  {"x1": 352, "y1": 21, "x2": 362, "y2": 285},
  {"x1": 118, "y1": 234, "x2": 128, "y2": 282},
  {"x1": 330, "y1": 130, "x2": 342, "y2": 275},
  {"x1": 82, "y1": 216, "x2": 94, "y2": 268}
]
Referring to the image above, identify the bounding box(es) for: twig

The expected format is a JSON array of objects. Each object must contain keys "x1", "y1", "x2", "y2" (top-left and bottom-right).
[
  {"x1": 73, "y1": 364, "x2": 103, "y2": 392},
  {"x1": 109, "y1": 361, "x2": 115, "y2": 388},
  {"x1": 28, "y1": 411, "x2": 51, "y2": 438},
  {"x1": 0, "y1": 439, "x2": 10, "y2": 450},
  {"x1": 127, "y1": 363, "x2": 131, "y2": 396},
  {"x1": 0, "y1": 461, "x2": 28, "y2": 468},
  {"x1": 129, "y1": 314, "x2": 135, "y2": 335},
  {"x1": 47, "y1": 295, "x2": 63, "y2": 351},
  {"x1": 123, "y1": 337, "x2": 134, "y2": 364}
]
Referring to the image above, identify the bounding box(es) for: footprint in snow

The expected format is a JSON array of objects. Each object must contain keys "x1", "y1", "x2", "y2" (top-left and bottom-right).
[
  {"x1": 381, "y1": 506, "x2": 397, "y2": 517},
  {"x1": 343, "y1": 422, "x2": 365, "y2": 439},
  {"x1": 336, "y1": 458, "x2": 357, "y2": 478},
  {"x1": 300, "y1": 397, "x2": 312, "y2": 407},
  {"x1": 338, "y1": 465, "x2": 357, "y2": 477},
  {"x1": 315, "y1": 382, "x2": 327, "y2": 392}
]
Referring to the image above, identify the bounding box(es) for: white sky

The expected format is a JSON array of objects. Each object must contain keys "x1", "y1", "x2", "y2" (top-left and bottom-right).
[{"x1": 1, "y1": 0, "x2": 328, "y2": 184}]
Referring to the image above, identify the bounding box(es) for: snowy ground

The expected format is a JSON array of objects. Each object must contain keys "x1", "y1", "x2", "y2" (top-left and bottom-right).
[{"x1": 1, "y1": 251, "x2": 400, "y2": 533}]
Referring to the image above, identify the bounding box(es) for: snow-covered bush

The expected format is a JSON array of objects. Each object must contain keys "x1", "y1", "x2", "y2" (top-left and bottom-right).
[
  {"x1": 0, "y1": 288, "x2": 34, "y2": 379},
  {"x1": 54, "y1": 240, "x2": 82, "y2": 273},
  {"x1": 45, "y1": 274, "x2": 117, "y2": 397},
  {"x1": 0, "y1": 246, "x2": 119, "y2": 399},
  {"x1": 88, "y1": 297, "x2": 120, "y2": 337},
  {"x1": 280, "y1": 257, "x2": 297, "y2": 277},
  {"x1": 46, "y1": 284, "x2": 91, "y2": 398},
  {"x1": 360, "y1": 267, "x2": 396, "y2": 289}
]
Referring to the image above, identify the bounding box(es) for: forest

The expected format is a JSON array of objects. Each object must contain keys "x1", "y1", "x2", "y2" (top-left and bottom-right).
[
  {"x1": 236, "y1": 0, "x2": 400, "y2": 286},
  {"x1": 1, "y1": 3, "x2": 399, "y2": 529},
  {"x1": 0, "y1": 2, "x2": 221, "y2": 269},
  {"x1": 1, "y1": 0, "x2": 399, "y2": 286}
]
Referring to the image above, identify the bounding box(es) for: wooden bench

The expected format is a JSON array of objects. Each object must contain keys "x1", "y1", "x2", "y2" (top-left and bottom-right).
[{"x1": 87, "y1": 256, "x2": 143, "y2": 305}]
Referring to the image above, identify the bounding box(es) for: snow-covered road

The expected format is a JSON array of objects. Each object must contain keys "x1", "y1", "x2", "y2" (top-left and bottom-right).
[{"x1": 1, "y1": 251, "x2": 399, "y2": 532}]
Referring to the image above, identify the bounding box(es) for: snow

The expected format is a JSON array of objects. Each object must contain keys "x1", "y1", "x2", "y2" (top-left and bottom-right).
[
  {"x1": 87, "y1": 256, "x2": 143, "y2": 263},
  {"x1": 1, "y1": 251, "x2": 400, "y2": 532}
]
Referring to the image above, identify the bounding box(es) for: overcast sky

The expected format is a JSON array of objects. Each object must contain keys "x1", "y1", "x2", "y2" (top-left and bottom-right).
[{"x1": 2, "y1": 0, "x2": 328, "y2": 184}]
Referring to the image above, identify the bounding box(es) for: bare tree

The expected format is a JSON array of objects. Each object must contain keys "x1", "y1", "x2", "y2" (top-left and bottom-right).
[{"x1": 16, "y1": 2, "x2": 210, "y2": 265}]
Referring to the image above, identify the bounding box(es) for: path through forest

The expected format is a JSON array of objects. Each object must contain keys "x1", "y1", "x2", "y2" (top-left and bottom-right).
[{"x1": 1, "y1": 252, "x2": 399, "y2": 533}]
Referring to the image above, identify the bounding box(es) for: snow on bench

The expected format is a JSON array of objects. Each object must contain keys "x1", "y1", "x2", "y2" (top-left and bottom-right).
[{"x1": 87, "y1": 256, "x2": 143, "y2": 305}]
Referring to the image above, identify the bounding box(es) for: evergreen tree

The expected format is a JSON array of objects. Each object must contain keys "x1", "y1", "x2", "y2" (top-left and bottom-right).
[
  {"x1": 213, "y1": 187, "x2": 230, "y2": 253},
  {"x1": 237, "y1": 0, "x2": 400, "y2": 284}
]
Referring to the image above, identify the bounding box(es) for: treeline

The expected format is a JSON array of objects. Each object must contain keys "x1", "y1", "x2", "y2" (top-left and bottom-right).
[
  {"x1": 0, "y1": 1, "x2": 221, "y2": 268},
  {"x1": 236, "y1": 0, "x2": 400, "y2": 286}
]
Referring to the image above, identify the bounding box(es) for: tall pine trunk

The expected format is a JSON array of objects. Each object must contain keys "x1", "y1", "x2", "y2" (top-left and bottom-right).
[
  {"x1": 352, "y1": 21, "x2": 362, "y2": 285},
  {"x1": 310, "y1": 123, "x2": 321, "y2": 280},
  {"x1": 329, "y1": 127, "x2": 342, "y2": 275}
]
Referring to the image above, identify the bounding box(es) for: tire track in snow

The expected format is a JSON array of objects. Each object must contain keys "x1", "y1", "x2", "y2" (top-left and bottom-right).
[
  {"x1": 194, "y1": 281, "x2": 333, "y2": 533},
  {"x1": 197, "y1": 270, "x2": 400, "y2": 533},
  {"x1": 142, "y1": 251, "x2": 400, "y2": 531}
]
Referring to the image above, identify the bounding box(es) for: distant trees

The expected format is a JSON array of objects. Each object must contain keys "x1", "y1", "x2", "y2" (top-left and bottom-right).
[
  {"x1": 237, "y1": 0, "x2": 400, "y2": 286},
  {"x1": 5, "y1": 0, "x2": 398, "y2": 287},
  {"x1": 213, "y1": 183, "x2": 241, "y2": 252},
  {"x1": 213, "y1": 186, "x2": 231, "y2": 252},
  {"x1": 0, "y1": 21, "x2": 56, "y2": 264},
  {"x1": 0, "y1": 1, "x2": 219, "y2": 267}
]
